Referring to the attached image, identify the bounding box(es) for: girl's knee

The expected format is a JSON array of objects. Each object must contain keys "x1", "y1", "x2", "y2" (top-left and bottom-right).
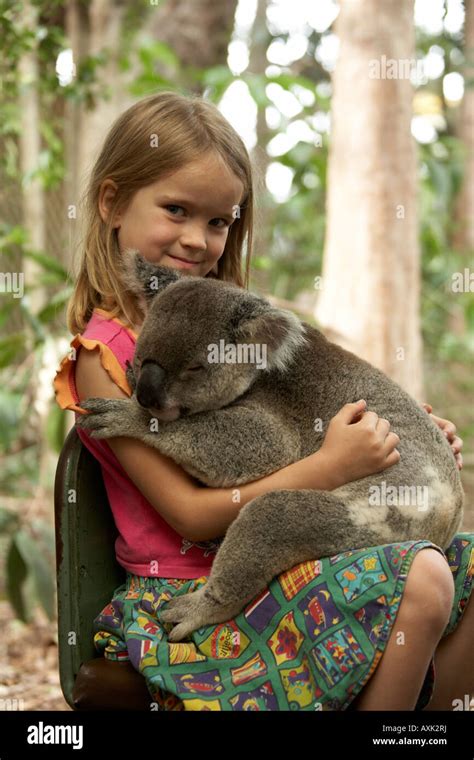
[{"x1": 402, "y1": 548, "x2": 455, "y2": 630}]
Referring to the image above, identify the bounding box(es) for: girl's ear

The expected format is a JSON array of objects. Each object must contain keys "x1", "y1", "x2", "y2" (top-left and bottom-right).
[
  {"x1": 232, "y1": 304, "x2": 308, "y2": 372},
  {"x1": 120, "y1": 249, "x2": 182, "y2": 311}
]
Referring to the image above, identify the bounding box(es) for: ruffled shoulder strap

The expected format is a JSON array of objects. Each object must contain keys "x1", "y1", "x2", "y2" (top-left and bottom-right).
[{"x1": 53, "y1": 308, "x2": 138, "y2": 414}]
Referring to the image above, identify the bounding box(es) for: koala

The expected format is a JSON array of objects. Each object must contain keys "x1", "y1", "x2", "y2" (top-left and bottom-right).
[{"x1": 77, "y1": 250, "x2": 464, "y2": 642}]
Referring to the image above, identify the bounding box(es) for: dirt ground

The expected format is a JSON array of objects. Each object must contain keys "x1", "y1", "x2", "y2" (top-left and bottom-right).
[{"x1": 0, "y1": 600, "x2": 70, "y2": 711}]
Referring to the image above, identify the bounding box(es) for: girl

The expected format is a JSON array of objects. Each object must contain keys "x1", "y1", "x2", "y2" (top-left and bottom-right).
[{"x1": 54, "y1": 91, "x2": 473, "y2": 712}]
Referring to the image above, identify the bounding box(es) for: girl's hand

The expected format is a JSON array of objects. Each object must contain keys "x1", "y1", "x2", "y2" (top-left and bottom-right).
[
  {"x1": 319, "y1": 400, "x2": 401, "y2": 488},
  {"x1": 421, "y1": 403, "x2": 463, "y2": 470}
]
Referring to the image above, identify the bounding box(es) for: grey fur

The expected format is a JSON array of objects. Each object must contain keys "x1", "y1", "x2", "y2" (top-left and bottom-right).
[{"x1": 78, "y1": 250, "x2": 464, "y2": 641}]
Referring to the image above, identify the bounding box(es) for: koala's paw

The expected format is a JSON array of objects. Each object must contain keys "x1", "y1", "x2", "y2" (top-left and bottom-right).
[
  {"x1": 76, "y1": 397, "x2": 135, "y2": 439},
  {"x1": 159, "y1": 586, "x2": 239, "y2": 642}
]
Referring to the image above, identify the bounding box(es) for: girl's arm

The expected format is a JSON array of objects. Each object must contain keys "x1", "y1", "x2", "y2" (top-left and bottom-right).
[{"x1": 75, "y1": 348, "x2": 340, "y2": 541}]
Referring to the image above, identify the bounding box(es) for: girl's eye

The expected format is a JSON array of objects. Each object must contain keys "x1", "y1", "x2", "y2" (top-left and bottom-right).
[
  {"x1": 210, "y1": 218, "x2": 230, "y2": 229},
  {"x1": 165, "y1": 205, "x2": 230, "y2": 228},
  {"x1": 165, "y1": 204, "x2": 185, "y2": 216}
]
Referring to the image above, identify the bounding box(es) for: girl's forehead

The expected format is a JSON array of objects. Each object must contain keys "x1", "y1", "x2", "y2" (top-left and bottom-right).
[{"x1": 149, "y1": 157, "x2": 244, "y2": 205}]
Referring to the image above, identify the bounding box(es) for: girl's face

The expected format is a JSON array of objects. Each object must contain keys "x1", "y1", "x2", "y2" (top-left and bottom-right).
[{"x1": 100, "y1": 151, "x2": 244, "y2": 279}]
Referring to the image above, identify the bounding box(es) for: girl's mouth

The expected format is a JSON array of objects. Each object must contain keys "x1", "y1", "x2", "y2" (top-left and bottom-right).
[{"x1": 166, "y1": 254, "x2": 201, "y2": 269}]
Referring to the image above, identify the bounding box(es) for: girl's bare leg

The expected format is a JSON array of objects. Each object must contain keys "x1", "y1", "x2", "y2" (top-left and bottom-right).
[
  {"x1": 423, "y1": 591, "x2": 474, "y2": 711},
  {"x1": 349, "y1": 549, "x2": 455, "y2": 711}
]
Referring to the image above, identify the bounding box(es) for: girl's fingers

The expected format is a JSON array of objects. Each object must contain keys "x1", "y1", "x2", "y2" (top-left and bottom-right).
[
  {"x1": 442, "y1": 421, "x2": 457, "y2": 441},
  {"x1": 430, "y1": 413, "x2": 457, "y2": 441},
  {"x1": 421, "y1": 406, "x2": 462, "y2": 469}
]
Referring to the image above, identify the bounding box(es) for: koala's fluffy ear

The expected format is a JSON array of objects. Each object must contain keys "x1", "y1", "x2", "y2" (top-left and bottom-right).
[
  {"x1": 233, "y1": 302, "x2": 308, "y2": 372},
  {"x1": 120, "y1": 249, "x2": 182, "y2": 310}
]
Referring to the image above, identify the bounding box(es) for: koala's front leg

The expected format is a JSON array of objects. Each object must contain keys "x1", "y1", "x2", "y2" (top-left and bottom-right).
[
  {"x1": 78, "y1": 400, "x2": 299, "y2": 487},
  {"x1": 76, "y1": 396, "x2": 151, "y2": 440},
  {"x1": 150, "y1": 406, "x2": 300, "y2": 487}
]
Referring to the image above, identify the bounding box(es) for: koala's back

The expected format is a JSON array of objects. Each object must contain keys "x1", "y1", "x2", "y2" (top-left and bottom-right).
[{"x1": 238, "y1": 322, "x2": 464, "y2": 547}]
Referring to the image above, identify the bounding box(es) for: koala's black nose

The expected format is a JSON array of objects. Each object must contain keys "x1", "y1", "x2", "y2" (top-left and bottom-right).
[{"x1": 136, "y1": 361, "x2": 166, "y2": 409}]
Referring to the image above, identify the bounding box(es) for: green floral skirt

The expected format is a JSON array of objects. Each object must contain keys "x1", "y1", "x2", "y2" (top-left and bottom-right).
[{"x1": 93, "y1": 534, "x2": 473, "y2": 711}]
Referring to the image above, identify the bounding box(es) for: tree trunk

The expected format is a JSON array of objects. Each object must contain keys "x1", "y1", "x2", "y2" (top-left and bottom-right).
[
  {"x1": 452, "y1": 0, "x2": 474, "y2": 253},
  {"x1": 65, "y1": 0, "x2": 130, "y2": 270},
  {"x1": 315, "y1": 0, "x2": 423, "y2": 400},
  {"x1": 248, "y1": 0, "x2": 275, "y2": 287},
  {"x1": 149, "y1": 0, "x2": 238, "y2": 73},
  {"x1": 19, "y1": 0, "x2": 46, "y2": 313},
  {"x1": 449, "y1": 0, "x2": 473, "y2": 338}
]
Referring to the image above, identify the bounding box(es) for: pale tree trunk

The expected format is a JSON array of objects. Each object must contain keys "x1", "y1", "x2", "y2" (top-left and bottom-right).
[
  {"x1": 248, "y1": 0, "x2": 274, "y2": 272},
  {"x1": 19, "y1": 0, "x2": 47, "y2": 313},
  {"x1": 65, "y1": 0, "x2": 130, "y2": 269},
  {"x1": 452, "y1": 0, "x2": 474, "y2": 252},
  {"x1": 449, "y1": 0, "x2": 473, "y2": 337},
  {"x1": 452, "y1": 0, "x2": 474, "y2": 254},
  {"x1": 315, "y1": 0, "x2": 423, "y2": 400}
]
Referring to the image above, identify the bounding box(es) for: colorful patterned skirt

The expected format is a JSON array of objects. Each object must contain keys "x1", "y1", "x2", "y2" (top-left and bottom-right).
[{"x1": 93, "y1": 534, "x2": 474, "y2": 711}]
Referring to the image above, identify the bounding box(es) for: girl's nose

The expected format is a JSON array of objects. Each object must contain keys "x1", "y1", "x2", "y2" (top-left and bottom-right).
[
  {"x1": 136, "y1": 361, "x2": 167, "y2": 409},
  {"x1": 179, "y1": 222, "x2": 207, "y2": 251}
]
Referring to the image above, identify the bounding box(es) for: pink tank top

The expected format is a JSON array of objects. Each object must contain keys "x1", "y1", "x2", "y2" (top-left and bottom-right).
[{"x1": 53, "y1": 308, "x2": 219, "y2": 578}]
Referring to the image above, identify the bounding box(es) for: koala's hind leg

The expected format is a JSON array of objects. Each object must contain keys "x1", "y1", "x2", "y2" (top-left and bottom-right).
[{"x1": 159, "y1": 488, "x2": 390, "y2": 640}]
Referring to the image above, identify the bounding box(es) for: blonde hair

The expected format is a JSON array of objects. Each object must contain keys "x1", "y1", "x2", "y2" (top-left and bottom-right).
[{"x1": 67, "y1": 91, "x2": 259, "y2": 335}]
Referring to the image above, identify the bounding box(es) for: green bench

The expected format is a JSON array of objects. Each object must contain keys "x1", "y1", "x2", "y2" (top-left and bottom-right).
[{"x1": 54, "y1": 426, "x2": 151, "y2": 710}]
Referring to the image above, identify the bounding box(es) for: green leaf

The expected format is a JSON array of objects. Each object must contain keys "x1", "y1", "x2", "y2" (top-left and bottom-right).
[
  {"x1": 0, "y1": 389, "x2": 22, "y2": 448},
  {"x1": 21, "y1": 249, "x2": 68, "y2": 278},
  {"x1": 37, "y1": 285, "x2": 74, "y2": 323},
  {"x1": 0, "y1": 333, "x2": 27, "y2": 367},
  {"x1": 6, "y1": 537, "x2": 29, "y2": 622},
  {"x1": 0, "y1": 507, "x2": 19, "y2": 534},
  {"x1": 15, "y1": 528, "x2": 56, "y2": 621},
  {"x1": 46, "y1": 400, "x2": 67, "y2": 454}
]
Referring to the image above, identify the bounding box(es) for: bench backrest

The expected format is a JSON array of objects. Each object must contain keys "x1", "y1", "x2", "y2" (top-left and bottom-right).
[{"x1": 54, "y1": 426, "x2": 125, "y2": 706}]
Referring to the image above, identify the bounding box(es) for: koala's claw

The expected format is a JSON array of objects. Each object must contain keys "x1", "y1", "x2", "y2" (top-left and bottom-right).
[
  {"x1": 76, "y1": 397, "x2": 134, "y2": 439},
  {"x1": 159, "y1": 586, "x2": 237, "y2": 642}
]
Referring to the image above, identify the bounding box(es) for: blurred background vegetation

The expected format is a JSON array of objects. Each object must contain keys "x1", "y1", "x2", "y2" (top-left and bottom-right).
[{"x1": 0, "y1": 0, "x2": 472, "y2": 640}]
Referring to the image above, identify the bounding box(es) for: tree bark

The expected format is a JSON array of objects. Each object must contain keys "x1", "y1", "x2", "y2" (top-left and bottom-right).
[
  {"x1": 65, "y1": 0, "x2": 130, "y2": 267},
  {"x1": 149, "y1": 0, "x2": 238, "y2": 72},
  {"x1": 315, "y1": 0, "x2": 423, "y2": 400},
  {"x1": 452, "y1": 0, "x2": 474, "y2": 252},
  {"x1": 19, "y1": 0, "x2": 46, "y2": 313}
]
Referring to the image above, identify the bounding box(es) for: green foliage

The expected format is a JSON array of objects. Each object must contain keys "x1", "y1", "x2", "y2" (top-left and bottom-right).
[
  {"x1": 0, "y1": 223, "x2": 73, "y2": 368},
  {"x1": 1, "y1": 506, "x2": 56, "y2": 621}
]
